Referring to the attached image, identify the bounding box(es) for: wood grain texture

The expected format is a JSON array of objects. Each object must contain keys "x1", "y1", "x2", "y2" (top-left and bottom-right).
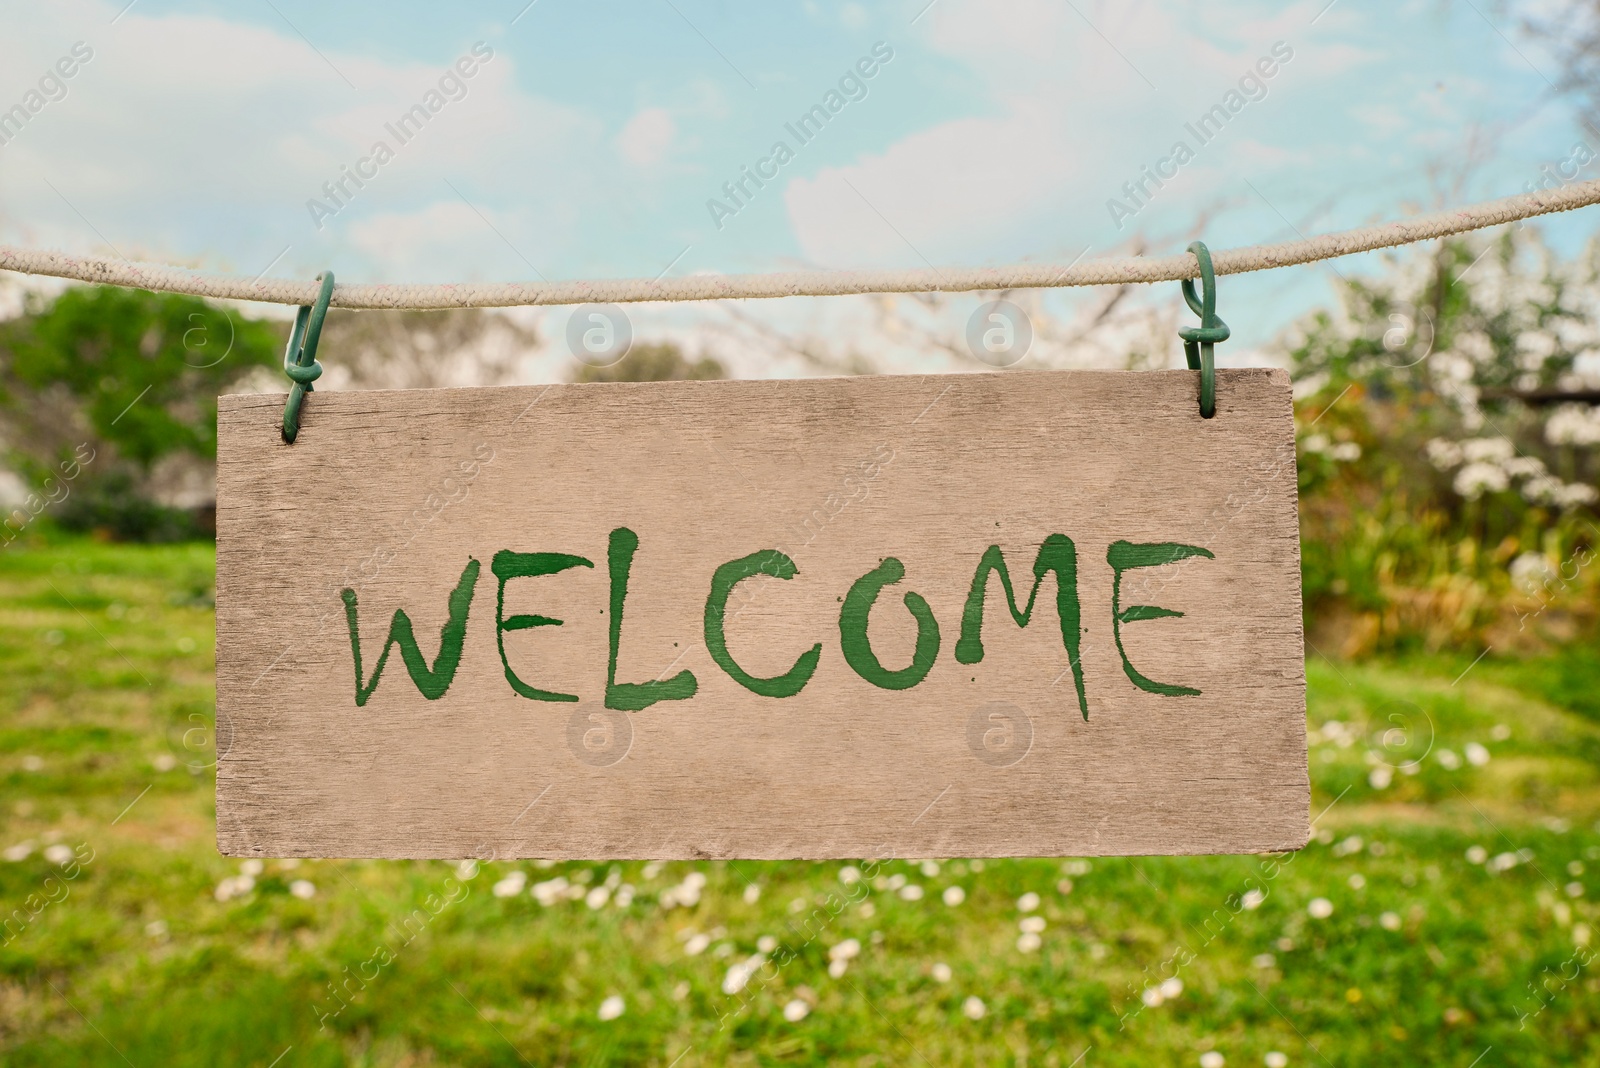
[{"x1": 215, "y1": 368, "x2": 1308, "y2": 860}]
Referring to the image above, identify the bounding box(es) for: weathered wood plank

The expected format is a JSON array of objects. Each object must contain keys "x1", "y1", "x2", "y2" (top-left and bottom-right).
[{"x1": 215, "y1": 368, "x2": 1307, "y2": 859}]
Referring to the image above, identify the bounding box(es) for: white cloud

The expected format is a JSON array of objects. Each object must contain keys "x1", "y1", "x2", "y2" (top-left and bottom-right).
[
  {"x1": 0, "y1": 1, "x2": 598, "y2": 279},
  {"x1": 615, "y1": 107, "x2": 677, "y2": 167},
  {"x1": 782, "y1": 0, "x2": 1376, "y2": 268}
]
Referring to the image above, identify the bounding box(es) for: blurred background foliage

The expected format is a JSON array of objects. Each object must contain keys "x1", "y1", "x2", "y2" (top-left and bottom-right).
[
  {"x1": 1290, "y1": 229, "x2": 1600, "y2": 659},
  {"x1": 0, "y1": 287, "x2": 281, "y2": 541}
]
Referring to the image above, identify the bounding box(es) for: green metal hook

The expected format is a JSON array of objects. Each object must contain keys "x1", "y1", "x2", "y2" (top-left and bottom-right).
[
  {"x1": 1178, "y1": 241, "x2": 1228, "y2": 419},
  {"x1": 281, "y1": 271, "x2": 335, "y2": 444}
]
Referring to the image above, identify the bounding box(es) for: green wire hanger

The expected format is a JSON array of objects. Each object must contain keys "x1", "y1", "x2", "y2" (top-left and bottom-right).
[
  {"x1": 1179, "y1": 241, "x2": 1228, "y2": 419},
  {"x1": 281, "y1": 271, "x2": 334, "y2": 444}
]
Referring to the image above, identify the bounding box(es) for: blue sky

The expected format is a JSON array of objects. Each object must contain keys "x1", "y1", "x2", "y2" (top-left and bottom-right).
[{"x1": 0, "y1": 0, "x2": 1596, "y2": 374}]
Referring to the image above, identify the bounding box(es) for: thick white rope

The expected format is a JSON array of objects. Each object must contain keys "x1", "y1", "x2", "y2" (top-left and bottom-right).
[{"x1": 3, "y1": 178, "x2": 1599, "y2": 309}]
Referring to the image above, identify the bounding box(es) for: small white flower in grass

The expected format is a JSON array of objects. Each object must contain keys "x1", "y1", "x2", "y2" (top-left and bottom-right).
[
  {"x1": 1276, "y1": 937, "x2": 1294, "y2": 952},
  {"x1": 1491, "y1": 723, "x2": 1511, "y2": 741},
  {"x1": 943, "y1": 886, "x2": 966, "y2": 906},
  {"x1": 931, "y1": 962, "x2": 952, "y2": 983},
  {"x1": 1436, "y1": 749, "x2": 1461, "y2": 770},
  {"x1": 828, "y1": 938, "x2": 861, "y2": 962},
  {"x1": 1487, "y1": 852, "x2": 1518, "y2": 874},
  {"x1": 1241, "y1": 889, "x2": 1266, "y2": 910},
  {"x1": 684, "y1": 871, "x2": 707, "y2": 890},
  {"x1": 1332, "y1": 836, "x2": 1363, "y2": 857},
  {"x1": 586, "y1": 886, "x2": 610, "y2": 909},
  {"x1": 1141, "y1": 987, "x2": 1163, "y2": 1007},
  {"x1": 641, "y1": 861, "x2": 662, "y2": 880},
  {"x1": 1367, "y1": 767, "x2": 1392, "y2": 790},
  {"x1": 1464, "y1": 742, "x2": 1490, "y2": 767},
  {"x1": 858, "y1": 901, "x2": 875, "y2": 918},
  {"x1": 1019, "y1": 916, "x2": 1045, "y2": 934},
  {"x1": 899, "y1": 884, "x2": 923, "y2": 901},
  {"x1": 685, "y1": 933, "x2": 711, "y2": 955},
  {"x1": 21, "y1": 755, "x2": 42, "y2": 772},
  {"x1": 743, "y1": 884, "x2": 761, "y2": 904},
  {"x1": 1348, "y1": 874, "x2": 1365, "y2": 890},
  {"x1": 1570, "y1": 861, "x2": 1586, "y2": 877},
  {"x1": 920, "y1": 860, "x2": 941, "y2": 877},
  {"x1": 3, "y1": 841, "x2": 34, "y2": 862},
  {"x1": 145, "y1": 919, "x2": 167, "y2": 938},
  {"x1": 1307, "y1": 898, "x2": 1333, "y2": 919},
  {"x1": 886, "y1": 873, "x2": 907, "y2": 891},
  {"x1": 1159, "y1": 977, "x2": 1183, "y2": 1000},
  {"x1": 838, "y1": 865, "x2": 861, "y2": 885},
  {"x1": 597, "y1": 995, "x2": 624, "y2": 1021},
  {"x1": 241, "y1": 859, "x2": 264, "y2": 876},
  {"x1": 1199, "y1": 1052, "x2": 1225, "y2": 1068},
  {"x1": 723, "y1": 957, "x2": 761, "y2": 994},
  {"x1": 532, "y1": 877, "x2": 569, "y2": 906},
  {"x1": 1057, "y1": 878, "x2": 1074, "y2": 895},
  {"x1": 1379, "y1": 911, "x2": 1401, "y2": 931},
  {"x1": 783, "y1": 998, "x2": 810, "y2": 1022},
  {"x1": 214, "y1": 875, "x2": 254, "y2": 902},
  {"x1": 1466, "y1": 845, "x2": 1488, "y2": 865},
  {"x1": 962, "y1": 996, "x2": 985, "y2": 1020},
  {"x1": 493, "y1": 872, "x2": 527, "y2": 898},
  {"x1": 828, "y1": 958, "x2": 848, "y2": 979},
  {"x1": 1017, "y1": 892, "x2": 1040, "y2": 913},
  {"x1": 1252, "y1": 953, "x2": 1276, "y2": 970},
  {"x1": 1575, "y1": 923, "x2": 1592, "y2": 947},
  {"x1": 758, "y1": 935, "x2": 777, "y2": 953},
  {"x1": 789, "y1": 897, "x2": 808, "y2": 913},
  {"x1": 289, "y1": 879, "x2": 316, "y2": 900},
  {"x1": 1568, "y1": 882, "x2": 1586, "y2": 898},
  {"x1": 671, "y1": 981, "x2": 690, "y2": 1000},
  {"x1": 153, "y1": 753, "x2": 177, "y2": 772},
  {"x1": 456, "y1": 859, "x2": 478, "y2": 880},
  {"x1": 1016, "y1": 932, "x2": 1041, "y2": 953},
  {"x1": 615, "y1": 885, "x2": 635, "y2": 907},
  {"x1": 43, "y1": 844, "x2": 73, "y2": 865},
  {"x1": 1265, "y1": 1053, "x2": 1289, "y2": 1068}
]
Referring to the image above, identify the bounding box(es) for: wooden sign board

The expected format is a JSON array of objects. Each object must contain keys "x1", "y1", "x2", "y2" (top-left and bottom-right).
[{"x1": 216, "y1": 369, "x2": 1308, "y2": 860}]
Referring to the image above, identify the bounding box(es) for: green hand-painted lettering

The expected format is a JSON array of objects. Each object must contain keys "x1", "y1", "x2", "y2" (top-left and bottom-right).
[
  {"x1": 606, "y1": 527, "x2": 697, "y2": 711},
  {"x1": 954, "y1": 535, "x2": 1087, "y2": 720},
  {"x1": 839, "y1": 557, "x2": 939, "y2": 690},
  {"x1": 342, "y1": 558, "x2": 480, "y2": 706},
  {"x1": 492, "y1": 549, "x2": 595, "y2": 702},
  {"x1": 1107, "y1": 540, "x2": 1214, "y2": 697},
  {"x1": 704, "y1": 549, "x2": 822, "y2": 698}
]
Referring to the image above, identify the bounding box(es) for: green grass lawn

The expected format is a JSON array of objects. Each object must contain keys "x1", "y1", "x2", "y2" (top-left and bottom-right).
[{"x1": 1, "y1": 539, "x2": 1598, "y2": 1066}]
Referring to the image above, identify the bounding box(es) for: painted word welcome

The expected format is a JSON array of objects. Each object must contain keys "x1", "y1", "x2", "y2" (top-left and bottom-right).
[{"x1": 343, "y1": 529, "x2": 1213, "y2": 719}]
